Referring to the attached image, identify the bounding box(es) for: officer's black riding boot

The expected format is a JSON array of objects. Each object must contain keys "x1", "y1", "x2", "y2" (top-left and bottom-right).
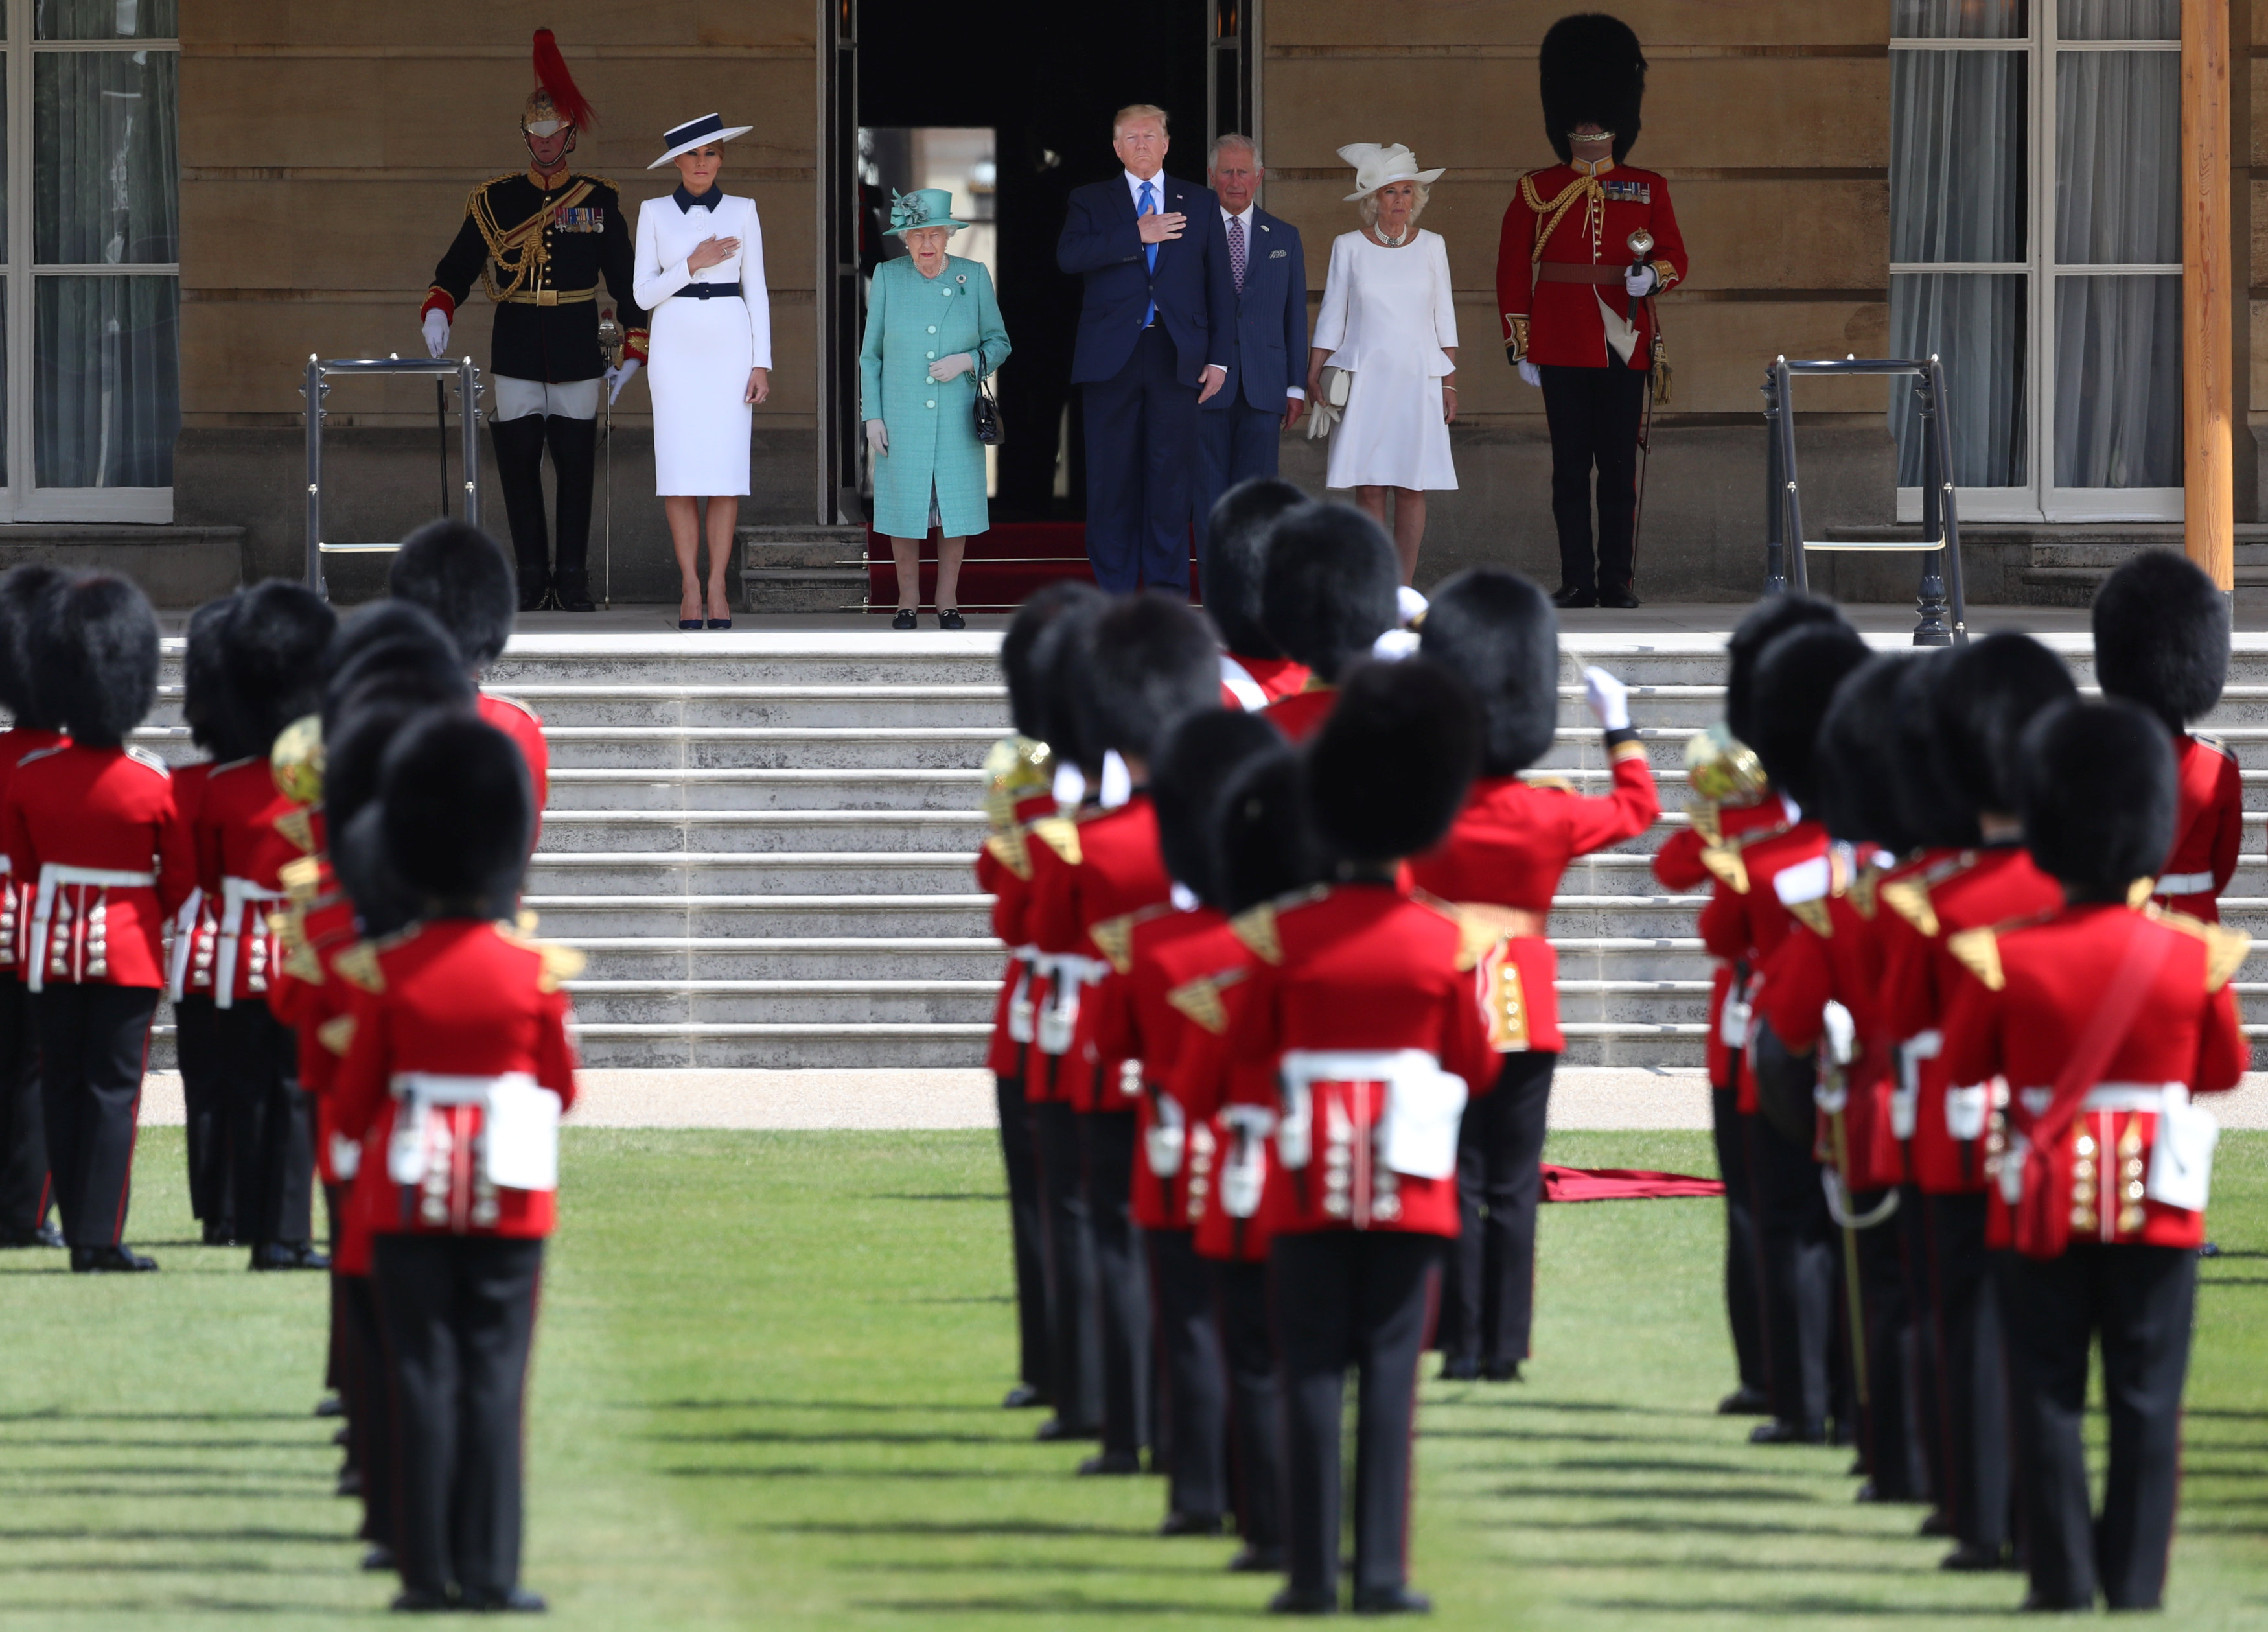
[
  {"x1": 544, "y1": 414, "x2": 599, "y2": 612},
  {"x1": 489, "y1": 413, "x2": 553, "y2": 612}
]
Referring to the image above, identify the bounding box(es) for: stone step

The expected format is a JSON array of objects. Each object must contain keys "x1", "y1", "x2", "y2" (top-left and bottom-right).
[
  {"x1": 535, "y1": 811, "x2": 986, "y2": 852},
  {"x1": 525, "y1": 853, "x2": 982, "y2": 894}
]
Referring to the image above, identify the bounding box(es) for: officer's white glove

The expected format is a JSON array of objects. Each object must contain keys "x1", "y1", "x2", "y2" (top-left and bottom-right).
[
  {"x1": 1582, "y1": 664, "x2": 1632, "y2": 731},
  {"x1": 1518, "y1": 358, "x2": 1542, "y2": 389},
  {"x1": 603, "y1": 358, "x2": 640, "y2": 406},
  {"x1": 1625, "y1": 264, "x2": 1659, "y2": 299},
  {"x1": 864, "y1": 419, "x2": 888, "y2": 456},
  {"x1": 422, "y1": 309, "x2": 450, "y2": 359},
  {"x1": 1396, "y1": 585, "x2": 1429, "y2": 627},
  {"x1": 927, "y1": 352, "x2": 975, "y2": 382}
]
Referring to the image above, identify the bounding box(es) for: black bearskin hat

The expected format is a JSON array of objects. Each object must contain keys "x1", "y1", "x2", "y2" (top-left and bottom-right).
[
  {"x1": 1748, "y1": 622, "x2": 1871, "y2": 816},
  {"x1": 1888, "y1": 651, "x2": 1982, "y2": 850},
  {"x1": 222, "y1": 581, "x2": 338, "y2": 756},
  {"x1": 1075, "y1": 592, "x2": 1222, "y2": 763},
  {"x1": 1418, "y1": 567, "x2": 1560, "y2": 776},
  {"x1": 1152, "y1": 708, "x2": 1285, "y2": 903},
  {"x1": 1815, "y1": 653, "x2": 1915, "y2": 852},
  {"x1": 1203, "y1": 479, "x2": 1309, "y2": 659},
  {"x1": 35, "y1": 573, "x2": 158, "y2": 749},
  {"x1": 1540, "y1": 14, "x2": 1647, "y2": 165},
  {"x1": 1260, "y1": 503, "x2": 1400, "y2": 683},
  {"x1": 1306, "y1": 659, "x2": 1480, "y2": 865},
  {"x1": 1725, "y1": 592, "x2": 1845, "y2": 751},
  {"x1": 1029, "y1": 591, "x2": 1111, "y2": 772},
  {"x1": 1002, "y1": 582, "x2": 1105, "y2": 741},
  {"x1": 0, "y1": 564, "x2": 73, "y2": 731},
  {"x1": 2020, "y1": 699, "x2": 2175, "y2": 900},
  {"x1": 322, "y1": 600, "x2": 470, "y2": 733},
  {"x1": 388, "y1": 519, "x2": 517, "y2": 671},
  {"x1": 183, "y1": 594, "x2": 253, "y2": 761},
  {"x1": 1213, "y1": 745, "x2": 1327, "y2": 915},
  {"x1": 325, "y1": 692, "x2": 472, "y2": 936},
  {"x1": 332, "y1": 799, "x2": 414, "y2": 938},
  {"x1": 380, "y1": 713, "x2": 533, "y2": 911},
  {"x1": 2091, "y1": 549, "x2": 2229, "y2": 734},
  {"x1": 1932, "y1": 633, "x2": 2077, "y2": 818}
]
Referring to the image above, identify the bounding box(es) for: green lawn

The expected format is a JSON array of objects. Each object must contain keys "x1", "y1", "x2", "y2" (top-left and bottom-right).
[{"x1": 3, "y1": 1127, "x2": 2265, "y2": 1630}]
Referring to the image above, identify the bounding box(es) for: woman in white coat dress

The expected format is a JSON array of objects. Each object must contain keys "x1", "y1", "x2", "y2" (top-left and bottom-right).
[
  {"x1": 634, "y1": 113, "x2": 774, "y2": 629},
  {"x1": 1307, "y1": 143, "x2": 1458, "y2": 585}
]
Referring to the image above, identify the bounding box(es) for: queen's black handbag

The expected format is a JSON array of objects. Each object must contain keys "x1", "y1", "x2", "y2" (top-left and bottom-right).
[{"x1": 973, "y1": 375, "x2": 1003, "y2": 447}]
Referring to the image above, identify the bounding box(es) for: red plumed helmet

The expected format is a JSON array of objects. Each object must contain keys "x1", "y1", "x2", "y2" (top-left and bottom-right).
[{"x1": 526, "y1": 28, "x2": 596, "y2": 132}]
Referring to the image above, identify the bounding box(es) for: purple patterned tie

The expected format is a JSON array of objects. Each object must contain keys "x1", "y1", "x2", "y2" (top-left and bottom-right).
[{"x1": 1229, "y1": 215, "x2": 1246, "y2": 294}]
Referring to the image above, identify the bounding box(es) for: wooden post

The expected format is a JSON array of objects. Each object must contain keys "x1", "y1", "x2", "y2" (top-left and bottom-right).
[{"x1": 2183, "y1": 0, "x2": 2234, "y2": 590}]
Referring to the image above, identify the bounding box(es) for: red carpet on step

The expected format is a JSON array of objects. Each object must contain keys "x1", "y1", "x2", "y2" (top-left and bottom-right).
[
  {"x1": 865, "y1": 522, "x2": 1201, "y2": 610},
  {"x1": 1542, "y1": 1164, "x2": 1725, "y2": 1202}
]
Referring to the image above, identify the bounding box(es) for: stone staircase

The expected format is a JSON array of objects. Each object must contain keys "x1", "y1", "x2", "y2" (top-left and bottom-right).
[{"x1": 131, "y1": 629, "x2": 2268, "y2": 1069}]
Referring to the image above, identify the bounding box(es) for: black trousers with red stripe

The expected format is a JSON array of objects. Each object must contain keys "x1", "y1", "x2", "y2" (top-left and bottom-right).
[
  {"x1": 1080, "y1": 1108, "x2": 1150, "y2": 1458},
  {"x1": 1272, "y1": 1230, "x2": 1441, "y2": 1601},
  {"x1": 1149, "y1": 1226, "x2": 1226, "y2": 1519},
  {"x1": 1212, "y1": 1257, "x2": 1284, "y2": 1554},
  {"x1": 1032, "y1": 1097, "x2": 1101, "y2": 1432},
  {"x1": 1925, "y1": 1191, "x2": 2013, "y2": 1552},
  {"x1": 34, "y1": 982, "x2": 156, "y2": 1248},
  {"x1": 373, "y1": 1233, "x2": 544, "y2": 1604},
  {"x1": 1441, "y1": 1051, "x2": 1556, "y2": 1369},
  {"x1": 0, "y1": 972, "x2": 51, "y2": 1235},
  {"x1": 994, "y1": 1075, "x2": 1050, "y2": 1399},
  {"x1": 219, "y1": 1001, "x2": 313, "y2": 1250},
  {"x1": 340, "y1": 1269, "x2": 396, "y2": 1546},
  {"x1": 174, "y1": 993, "x2": 230, "y2": 1231}
]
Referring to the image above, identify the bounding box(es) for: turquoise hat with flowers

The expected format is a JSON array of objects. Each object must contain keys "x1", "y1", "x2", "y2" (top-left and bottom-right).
[{"x1": 886, "y1": 187, "x2": 971, "y2": 237}]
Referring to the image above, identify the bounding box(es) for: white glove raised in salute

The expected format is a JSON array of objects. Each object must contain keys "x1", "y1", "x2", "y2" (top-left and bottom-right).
[
  {"x1": 927, "y1": 352, "x2": 975, "y2": 383},
  {"x1": 1582, "y1": 664, "x2": 1632, "y2": 731},
  {"x1": 422, "y1": 309, "x2": 450, "y2": 359}
]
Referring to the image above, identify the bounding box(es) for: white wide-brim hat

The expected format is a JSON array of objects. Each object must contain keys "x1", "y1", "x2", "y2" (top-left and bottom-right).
[
  {"x1": 649, "y1": 112, "x2": 754, "y2": 169},
  {"x1": 1339, "y1": 142, "x2": 1445, "y2": 201}
]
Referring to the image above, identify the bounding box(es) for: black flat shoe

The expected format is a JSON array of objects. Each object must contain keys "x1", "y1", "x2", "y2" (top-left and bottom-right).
[
  {"x1": 1437, "y1": 1356, "x2": 1479, "y2": 1382},
  {"x1": 1269, "y1": 1586, "x2": 1339, "y2": 1616},
  {"x1": 1159, "y1": 1510, "x2": 1225, "y2": 1537},
  {"x1": 892, "y1": 609, "x2": 918, "y2": 630},
  {"x1": 1034, "y1": 1416, "x2": 1098, "y2": 1443},
  {"x1": 336, "y1": 1467, "x2": 362, "y2": 1498},
  {"x1": 1551, "y1": 585, "x2": 1598, "y2": 609},
  {"x1": 1748, "y1": 1418, "x2": 1825, "y2": 1445},
  {"x1": 461, "y1": 1587, "x2": 548, "y2": 1613},
  {"x1": 1350, "y1": 1585, "x2": 1432, "y2": 1615},
  {"x1": 1229, "y1": 1545, "x2": 1285, "y2": 1574},
  {"x1": 939, "y1": 609, "x2": 966, "y2": 631},
  {"x1": 316, "y1": 1392, "x2": 346, "y2": 1418},
  {"x1": 390, "y1": 1589, "x2": 453, "y2": 1613},
  {"x1": 552, "y1": 572, "x2": 596, "y2": 613},
  {"x1": 517, "y1": 573, "x2": 553, "y2": 614},
  {"x1": 0, "y1": 1222, "x2": 62, "y2": 1248},
  {"x1": 1600, "y1": 583, "x2": 1641, "y2": 609},
  {"x1": 1940, "y1": 1541, "x2": 2009, "y2": 1572},
  {"x1": 71, "y1": 1244, "x2": 157, "y2": 1273},
  {"x1": 361, "y1": 1544, "x2": 396, "y2": 1572},
  {"x1": 1716, "y1": 1385, "x2": 1771, "y2": 1416},
  {"x1": 1077, "y1": 1449, "x2": 1142, "y2": 1476},
  {"x1": 1001, "y1": 1383, "x2": 1047, "y2": 1410},
  {"x1": 1918, "y1": 1508, "x2": 1955, "y2": 1537},
  {"x1": 202, "y1": 1220, "x2": 240, "y2": 1247},
  {"x1": 1482, "y1": 1359, "x2": 1523, "y2": 1383}
]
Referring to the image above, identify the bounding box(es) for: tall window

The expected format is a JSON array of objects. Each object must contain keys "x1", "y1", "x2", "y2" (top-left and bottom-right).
[
  {"x1": 0, "y1": 0, "x2": 179, "y2": 521},
  {"x1": 1890, "y1": 1, "x2": 2179, "y2": 522}
]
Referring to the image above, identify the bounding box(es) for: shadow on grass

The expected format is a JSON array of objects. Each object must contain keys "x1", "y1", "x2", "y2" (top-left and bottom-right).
[
  {"x1": 0, "y1": 1485, "x2": 336, "y2": 1501},
  {"x1": 1542, "y1": 1456, "x2": 1854, "y2": 1480},
  {"x1": 853, "y1": 1596, "x2": 1244, "y2": 1615},
  {"x1": 1579, "y1": 1597, "x2": 2017, "y2": 1618},
  {"x1": 0, "y1": 1527, "x2": 348, "y2": 1545},
  {"x1": 662, "y1": 1463, "x2": 1060, "y2": 1480},
  {"x1": 647, "y1": 1428, "x2": 1032, "y2": 1447},
  {"x1": 870, "y1": 1193, "x2": 1009, "y2": 1204},
  {"x1": 0, "y1": 1597, "x2": 371, "y2": 1616},
  {"x1": 1470, "y1": 1515, "x2": 1880, "y2": 1539},
  {"x1": 0, "y1": 1410, "x2": 310, "y2": 1424},
  {"x1": 1487, "y1": 1483, "x2": 1827, "y2": 1504},
  {"x1": 0, "y1": 1437, "x2": 334, "y2": 1452},
  {"x1": 636, "y1": 1397, "x2": 998, "y2": 1415},
  {"x1": 757, "y1": 1520, "x2": 1155, "y2": 1540}
]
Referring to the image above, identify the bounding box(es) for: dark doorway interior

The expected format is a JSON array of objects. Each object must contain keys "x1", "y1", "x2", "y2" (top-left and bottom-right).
[{"x1": 855, "y1": 0, "x2": 1209, "y2": 522}]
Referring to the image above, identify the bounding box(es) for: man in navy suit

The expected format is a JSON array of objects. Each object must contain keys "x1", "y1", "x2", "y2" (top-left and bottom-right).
[
  {"x1": 1057, "y1": 104, "x2": 1238, "y2": 594},
  {"x1": 1194, "y1": 134, "x2": 1308, "y2": 558}
]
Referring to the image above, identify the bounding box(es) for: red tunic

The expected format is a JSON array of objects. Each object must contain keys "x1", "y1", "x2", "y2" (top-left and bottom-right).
[
  {"x1": 2151, "y1": 732, "x2": 2242, "y2": 922},
  {"x1": 974, "y1": 787, "x2": 1063, "y2": 1079},
  {"x1": 1879, "y1": 845, "x2": 2066, "y2": 1196},
  {"x1": 1260, "y1": 685, "x2": 1336, "y2": 745},
  {"x1": 1225, "y1": 883, "x2": 1497, "y2": 1240},
  {"x1": 478, "y1": 690, "x2": 550, "y2": 839},
  {"x1": 1697, "y1": 813, "x2": 1829, "y2": 1112},
  {"x1": 267, "y1": 878, "x2": 365, "y2": 1187},
  {"x1": 1028, "y1": 797, "x2": 1175, "y2": 1115},
  {"x1": 333, "y1": 919, "x2": 581, "y2": 1241},
  {"x1": 1656, "y1": 793, "x2": 1801, "y2": 1087},
  {"x1": 192, "y1": 759, "x2": 312, "y2": 1010},
  {"x1": 0, "y1": 742, "x2": 194, "y2": 990},
  {"x1": 1406, "y1": 744, "x2": 1658, "y2": 1054},
  {"x1": 0, "y1": 726, "x2": 66, "y2": 975},
  {"x1": 1940, "y1": 902, "x2": 2247, "y2": 1253},
  {"x1": 1220, "y1": 653, "x2": 1312, "y2": 711},
  {"x1": 1496, "y1": 160, "x2": 1687, "y2": 371}
]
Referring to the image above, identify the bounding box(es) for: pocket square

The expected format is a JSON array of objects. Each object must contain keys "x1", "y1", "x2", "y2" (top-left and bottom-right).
[{"x1": 1269, "y1": 248, "x2": 1287, "y2": 259}]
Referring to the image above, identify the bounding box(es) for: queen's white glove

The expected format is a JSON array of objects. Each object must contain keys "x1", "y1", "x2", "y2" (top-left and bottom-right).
[
  {"x1": 864, "y1": 419, "x2": 888, "y2": 456},
  {"x1": 1582, "y1": 664, "x2": 1632, "y2": 731},
  {"x1": 1518, "y1": 358, "x2": 1542, "y2": 389},
  {"x1": 603, "y1": 358, "x2": 640, "y2": 405},
  {"x1": 422, "y1": 309, "x2": 450, "y2": 358},
  {"x1": 1625, "y1": 264, "x2": 1658, "y2": 299},
  {"x1": 928, "y1": 352, "x2": 975, "y2": 382}
]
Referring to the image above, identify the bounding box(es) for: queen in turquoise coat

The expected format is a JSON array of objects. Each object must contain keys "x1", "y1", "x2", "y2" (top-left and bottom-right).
[{"x1": 861, "y1": 187, "x2": 1011, "y2": 629}]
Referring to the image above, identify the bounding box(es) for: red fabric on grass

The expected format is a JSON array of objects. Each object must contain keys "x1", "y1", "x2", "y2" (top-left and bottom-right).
[{"x1": 1542, "y1": 1164, "x2": 1726, "y2": 1202}]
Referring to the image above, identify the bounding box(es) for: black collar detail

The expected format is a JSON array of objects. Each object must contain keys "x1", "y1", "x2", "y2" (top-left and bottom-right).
[{"x1": 675, "y1": 185, "x2": 722, "y2": 213}]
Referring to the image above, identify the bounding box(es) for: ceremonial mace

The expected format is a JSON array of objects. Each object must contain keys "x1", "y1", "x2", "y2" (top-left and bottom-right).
[
  {"x1": 1625, "y1": 229, "x2": 1663, "y2": 592},
  {"x1": 597, "y1": 307, "x2": 622, "y2": 610}
]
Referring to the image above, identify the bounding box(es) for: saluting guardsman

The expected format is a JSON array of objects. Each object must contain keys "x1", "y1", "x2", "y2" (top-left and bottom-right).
[
  {"x1": 1498, "y1": 14, "x2": 1686, "y2": 610},
  {"x1": 1941, "y1": 699, "x2": 2247, "y2": 1612},
  {"x1": 422, "y1": 30, "x2": 647, "y2": 613}
]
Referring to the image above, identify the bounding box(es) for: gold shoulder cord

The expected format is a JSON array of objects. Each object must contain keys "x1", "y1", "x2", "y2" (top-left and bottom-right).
[{"x1": 468, "y1": 175, "x2": 596, "y2": 303}]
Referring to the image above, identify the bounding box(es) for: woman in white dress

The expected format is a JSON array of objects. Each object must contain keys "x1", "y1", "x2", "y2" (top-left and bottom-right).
[
  {"x1": 1306, "y1": 143, "x2": 1458, "y2": 584},
  {"x1": 634, "y1": 114, "x2": 774, "y2": 629}
]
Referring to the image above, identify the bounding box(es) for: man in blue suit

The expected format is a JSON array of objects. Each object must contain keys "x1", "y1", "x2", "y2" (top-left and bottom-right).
[
  {"x1": 1057, "y1": 104, "x2": 1238, "y2": 594},
  {"x1": 1194, "y1": 134, "x2": 1308, "y2": 559}
]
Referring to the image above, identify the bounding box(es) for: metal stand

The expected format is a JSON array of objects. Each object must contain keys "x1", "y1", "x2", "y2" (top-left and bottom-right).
[
  {"x1": 303, "y1": 353, "x2": 483, "y2": 600},
  {"x1": 1763, "y1": 353, "x2": 1967, "y2": 647}
]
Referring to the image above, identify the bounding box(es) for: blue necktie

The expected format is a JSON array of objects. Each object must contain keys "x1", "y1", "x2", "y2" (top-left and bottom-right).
[{"x1": 1139, "y1": 181, "x2": 1157, "y2": 328}]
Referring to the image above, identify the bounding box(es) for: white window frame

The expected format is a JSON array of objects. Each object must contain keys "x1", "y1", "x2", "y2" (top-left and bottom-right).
[
  {"x1": 0, "y1": 3, "x2": 179, "y2": 523},
  {"x1": 1892, "y1": 14, "x2": 2181, "y2": 524}
]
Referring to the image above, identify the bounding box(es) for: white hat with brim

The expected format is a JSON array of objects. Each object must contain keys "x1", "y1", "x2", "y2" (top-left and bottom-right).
[
  {"x1": 650, "y1": 113, "x2": 754, "y2": 169},
  {"x1": 1338, "y1": 142, "x2": 1446, "y2": 202}
]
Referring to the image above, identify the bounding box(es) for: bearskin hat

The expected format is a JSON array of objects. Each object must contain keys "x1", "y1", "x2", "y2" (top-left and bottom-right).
[
  {"x1": 220, "y1": 581, "x2": 338, "y2": 756},
  {"x1": 1748, "y1": 622, "x2": 1871, "y2": 816},
  {"x1": 1888, "y1": 651, "x2": 1981, "y2": 850},
  {"x1": 1418, "y1": 566, "x2": 1560, "y2": 776},
  {"x1": 1213, "y1": 744, "x2": 1327, "y2": 915},
  {"x1": 388, "y1": 519, "x2": 517, "y2": 671},
  {"x1": 2021, "y1": 699, "x2": 2175, "y2": 900},
  {"x1": 1152, "y1": 708, "x2": 1285, "y2": 903},
  {"x1": 325, "y1": 677, "x2": 479, "y2": 840},
  {"x1": 34, "y1": 573, "x2": 158, "y2": 749},
  {"x1": 1028, "y1": 590, "x2": 1111, "y2": 772},
  {"x1": 2091, "y1": 549, "x2": 2229, "y2": 734},
  {"x1": 332, "y1": 799, "x2": 415, "y2": 938},
  {"x1": 322, "y1": 600, "x2": 470, "y2": 731},
  {"x1": 1001, "y1": 582, "x2": 1105, "y2": 741},
  {"x1": 1540, "y1": 13, "x2": 1648, "y2": 164},
  {"x1": 1074, "y1": 592, "x2": 1221, "y2": 763},
  {"x1": 1724, "y1": 592, "x2": 1845, "y2": 751},
  {"x1": 380, "y1": 713, "x2": 533, "y2": 910},
  {"x1": 1932, "y1": 633, "x2": 2077, "y2": 818},
  {"x1": 183, "y1": 594, "x2": 252, "y2": 760},
  {"x1": 1260, "y1": 503, "x2": 1400, "y2": 683},
  {"x1": 1306, "y1": 659, "x2": 1480, "y2": 865},
  {"x1": 1203, "y1": 479, "x2": 1309, "y2": 659},
  {"x1": 0, "y1": 565, "x2": 73, "y2": 731},
  {"x1": 1815, "y1": 653, "x2": 1914, "y2": 852}
]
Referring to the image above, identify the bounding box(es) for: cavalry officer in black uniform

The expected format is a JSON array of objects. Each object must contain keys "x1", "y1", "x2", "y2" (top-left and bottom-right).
[{"x1": 421, "y1": 29, "x2": 647, "y2": 614}]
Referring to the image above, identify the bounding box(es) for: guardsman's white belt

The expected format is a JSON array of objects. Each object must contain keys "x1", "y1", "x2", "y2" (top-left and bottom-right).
[
  {"x1": 214, "y1": 876, "x2": 286, "y2": 1010},
  {"x1": 388, "y1": 1070, "x2": 562, "y2": 1195},
  {"x1": 29, "y1": 864, "x2": 154, "y2": 992},
  {"x1": 166, "y1": 885, "x2": 204, "y2": 1002},
  {"x1": 2154, "y1": 870, "x2": 2215, "y2": 896}
]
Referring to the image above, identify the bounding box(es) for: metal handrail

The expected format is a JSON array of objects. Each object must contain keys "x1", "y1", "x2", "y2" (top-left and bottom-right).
[
  {"x1": 302, "y1": 354, "x2": 483, "y2": 599},
  {"x1": 1761, "y1": 353, "x2": 1967, "y2": 646}
]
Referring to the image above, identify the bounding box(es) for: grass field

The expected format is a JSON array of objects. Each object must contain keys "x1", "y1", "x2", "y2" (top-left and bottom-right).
[{"x1": 3, "y1": 1126, "x2": 2265, "y2": 1630}]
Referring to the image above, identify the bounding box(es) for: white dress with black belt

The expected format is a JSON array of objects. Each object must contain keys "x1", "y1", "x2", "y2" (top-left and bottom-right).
[{"x1": 633, "y1": 189, "x2": 773, "y2": 496}]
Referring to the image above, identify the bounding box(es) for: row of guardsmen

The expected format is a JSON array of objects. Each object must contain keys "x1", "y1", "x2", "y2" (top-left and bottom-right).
[
  {"x1": 0, "y1": 526, "x2": 575, "y2": 1613},
  {"x1": 975, "y1": 479, "x2": 2242, "y2": 1616}
]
